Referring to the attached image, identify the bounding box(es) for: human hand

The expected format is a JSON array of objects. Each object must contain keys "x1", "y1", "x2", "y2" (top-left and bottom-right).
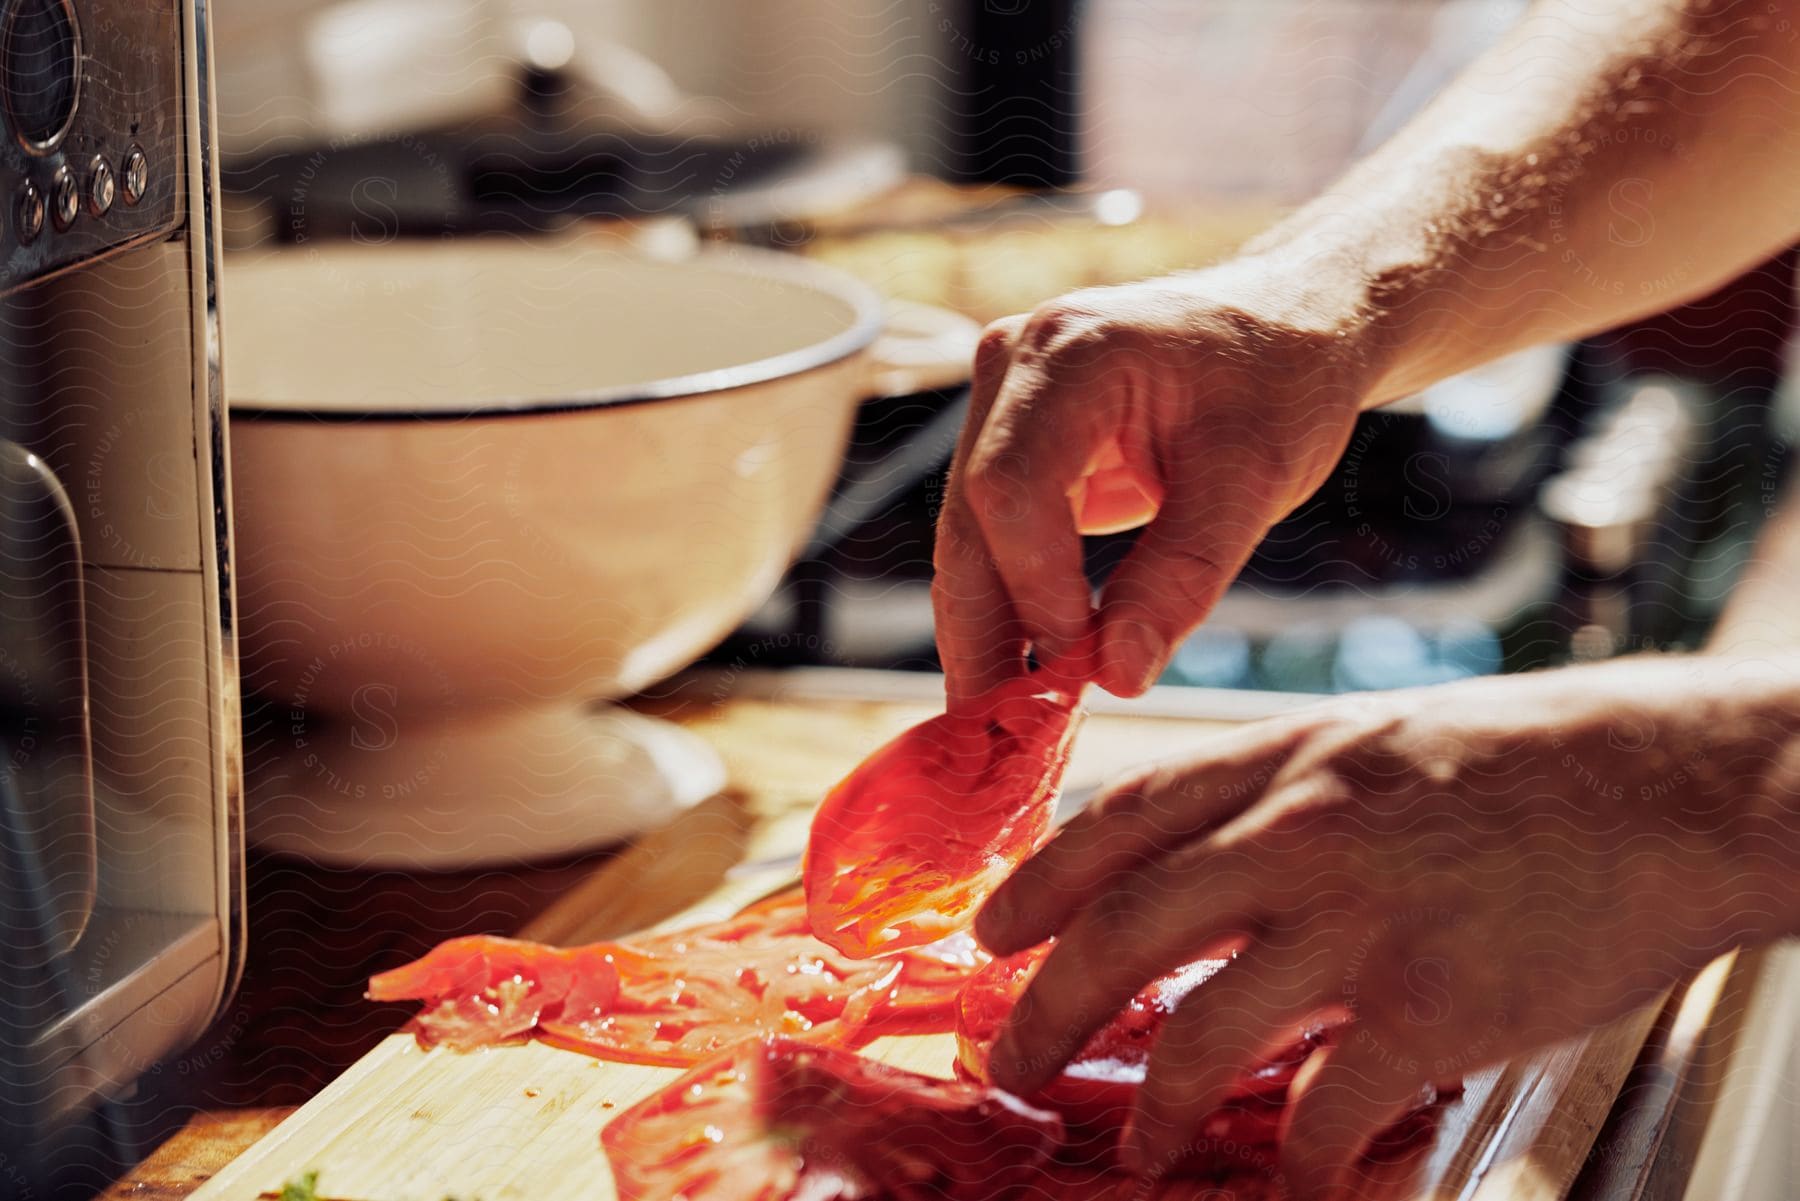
[
  {"x1": 974, "y1": 656, "x2": 1800, "y2": 1197},
  {"x1": 931, "y1": 257, "x2": 1382, "y2": 702}
]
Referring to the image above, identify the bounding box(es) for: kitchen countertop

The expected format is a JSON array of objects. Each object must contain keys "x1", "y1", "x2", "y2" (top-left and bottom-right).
[{"x1": 101, "y1": 505, "x2": 1800, "y2": 1201}]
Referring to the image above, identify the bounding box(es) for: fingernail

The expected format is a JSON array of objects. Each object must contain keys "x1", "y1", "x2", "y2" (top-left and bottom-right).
[
  {"x1": 1099, "y1": 621, "x2": 1163, "y2": 697},
  {"x1": 990, "y1": 1027, "x2": 1054, "y2": 1099},
  {"x1": 1107, "y1": 642, "x2": 1163, "y2": 697},
  {"x1": 1131, "y1": 626, "x2": 1167, "y2": 692},
  {"x1": 988, "y1": 1029, "x2": 1027, "y2": 1092}
]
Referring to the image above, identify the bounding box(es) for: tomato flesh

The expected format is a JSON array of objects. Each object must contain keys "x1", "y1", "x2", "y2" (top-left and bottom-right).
[
  {"x1": 542, "y1": 894, "x2": 913, "y2": 1066},
  {"x1": 804, "y1": 652, "x2": 1091, "y2": 959},
  {"x1": 365, "y1": 936, "x2": 621, "y2": 1050},
  {"x1": 602, "y1": 1036, "x2": 1067, "y2": 1201},
  {"x1": 367, "y1": 891, "x2": 988, "y2": 1066}
]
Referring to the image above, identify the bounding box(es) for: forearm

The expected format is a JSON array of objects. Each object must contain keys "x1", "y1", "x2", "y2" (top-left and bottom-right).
[{"x1": 1244, "y1": 0, "x2": 1800, "y2": 404}]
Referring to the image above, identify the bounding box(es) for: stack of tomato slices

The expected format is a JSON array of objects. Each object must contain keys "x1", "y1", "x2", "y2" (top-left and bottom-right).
[
  {"x1": 593, "y1": 927, "x2": 1440, "y2": 1201},
  {"x1": 367, "y1": 890, "x2": 986, "y2": 1067},
  {"x1": 604, "y1": 1035, "x2": 1303, "y2": 1201}
]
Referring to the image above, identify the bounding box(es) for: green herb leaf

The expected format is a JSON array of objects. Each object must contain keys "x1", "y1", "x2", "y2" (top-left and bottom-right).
[{"x1": 278, "y1": 1170, "x2": 321, "y2": 1201}]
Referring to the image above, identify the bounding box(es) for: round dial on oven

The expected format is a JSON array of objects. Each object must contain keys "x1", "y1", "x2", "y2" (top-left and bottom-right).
[{"x1": 2, "y1": 0, "x2": 80, "y2": 153}]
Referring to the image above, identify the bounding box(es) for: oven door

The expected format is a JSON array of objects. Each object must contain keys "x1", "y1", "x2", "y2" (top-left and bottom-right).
[{"x1": 0, "y1": 0, "x2": 241, "y2": 1190}]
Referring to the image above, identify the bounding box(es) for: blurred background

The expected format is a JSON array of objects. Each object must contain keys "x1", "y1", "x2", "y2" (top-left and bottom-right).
[{"x1": 212, "y1": 0, "x2": 1799, "y2": 696}]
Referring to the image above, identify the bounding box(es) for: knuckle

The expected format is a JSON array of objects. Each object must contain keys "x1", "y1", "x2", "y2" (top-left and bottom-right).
[
  {"x1": 1019, "y1": 301, "x2": 1079, "y2": 349},
  {"x1": 931, "y1": 509, "x2": 986, "y2": 572},
  {"x1": 963, "y1": 450, "x2": 1035, "y2": 528},
  {"x1": 978, "y1": 315, "x2": 1027, "y2": 353},
  {"x1": 1092, "y1": 773, "x2": 1157, "y2": 824},
  {"x1": 958, "y1": 455, "x2": 1000, "y2": 507},
  {"x1": 1287, "y1": 703, "x2": 1393, "y2": 770},
  {"x1": 1148, "y1": 547, "x2": 1229, "y2": 616},
  {"x1": 1019, "y1": 296, "x2": 1115, "y2": 362},
  {"x1": 926, "y1": 570, "x2": 967, "y2": 618},
  {"x1": 975, "y1": 316, "x2": 1027, "y2": 376},
  {"x1": 1089, "y1": 767, "x2": 1191, "y2": 840},
  {"x1": 1277, "y1": 795, "x2": 1361, "y2": 864},
  {"x1": 1177, "y1": 842, "x2": 1262, "y2": 912},
  {"x1": 1084, "y1": 882, "x2": 1146, "y2": 943}
]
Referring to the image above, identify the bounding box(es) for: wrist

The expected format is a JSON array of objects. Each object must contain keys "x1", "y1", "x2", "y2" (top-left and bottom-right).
[
  {"x1": 1235, "y1": 212, "x2": 1431, "y2": 411},
  {"x1": 1708, "y1": 658, "x2": 1800, "y2": 948},
  {"x1": 1532, "y1": 655, "x2": 1800, "y2": 965},
  {"x1": 1167, "y1": 242, "x2": 1395, "y2": 425},
  {"x1": 1629, "y1": 655, "x2": 1800, "y2": 958}
]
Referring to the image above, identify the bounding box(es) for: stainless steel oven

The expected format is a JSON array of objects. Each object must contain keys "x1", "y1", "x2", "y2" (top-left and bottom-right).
[{"x1": 0, "y1": 0, "x2": 239, "y2": 1190}]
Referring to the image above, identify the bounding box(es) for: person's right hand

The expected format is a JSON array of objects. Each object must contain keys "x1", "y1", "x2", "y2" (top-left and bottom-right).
[
  {"x1": 931, "y1": 256, "x2": 1387, "y2": 702},
  {"x1": 974, "y1": 655, "x2": 1800, "y2": 1196}
]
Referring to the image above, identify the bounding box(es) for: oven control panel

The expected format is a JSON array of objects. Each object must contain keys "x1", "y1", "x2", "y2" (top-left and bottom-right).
[{"x1": 0, "y1": 0, "x2": 182, "y2": 295}]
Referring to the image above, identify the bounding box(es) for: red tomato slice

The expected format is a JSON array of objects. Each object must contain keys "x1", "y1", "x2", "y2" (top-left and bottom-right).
[
  {"x1": 860, "y1": 930, "x2": 987, "y2": 1038},
  {"x1": 954, "y1": 946, "x2": 1329, "y2": 1158},
  {"x1": 602, "y1": 1036, "x2": 1066, "y2": 1201},
  {"x1": 369, "y1": 892, "x2": 988, "y2": 1067},
  {"x1": 804, "y1": 649, "x2": 1092, "y2": 958},
  {"x1": 366, "y1": 936, "x2": 621, "y2": 1050},
  {"x1": 544, "y1": 894, "x2": 910, "y2": 1066}
]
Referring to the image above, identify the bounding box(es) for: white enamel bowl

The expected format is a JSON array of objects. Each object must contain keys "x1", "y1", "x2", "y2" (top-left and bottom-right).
[{"x1": 224, "y1": 238, "x2": 951, "y2": 867}]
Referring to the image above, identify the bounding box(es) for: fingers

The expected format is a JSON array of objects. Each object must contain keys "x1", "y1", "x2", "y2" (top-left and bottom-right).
[
  {"x1": 1128, "y1": 929, "x2": 1347, "y2": 1172},
  {"x1": 1095, "y1": 532, "x2": 1236, "y2": 697},
  {"x1": 933, "y1": 501, "x2": 1025, "y2": 704},
  {"x1": 940, "y1": 300, "x2": 1280, "y2": 697},
  {"x1": 1278, "y1": 1035, "x2": 1427, "y2": 1201},
  {"x1": 976, "y1": 722, "x2": 1301, "y2": 955},
  {"x1": 986, "y1": 840, "x2": 1272, "y2": 1097},
  {"x1": 1095, "y1": 414, "x2": 1285, "y2": 697},
  {"x1": 959, "y1": 333, "x2": 1129, "y2": 664},
  {"x1": 933, "y1": 317, "x2": 1030, "y2": 703}
]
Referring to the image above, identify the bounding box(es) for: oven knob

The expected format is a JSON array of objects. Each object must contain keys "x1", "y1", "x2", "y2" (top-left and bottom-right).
[
  {"x1": 121, "y1": 143, "x2": 146, "y2": 205},
  {"x1": 85, "y1": 154, "x2": 111, "y2": 216},
  {"x1": 48, "y1": 161, "x2": 74, "y2": 229},
  {"x1": 14, "y1": 177, "x2": 41, "y2": 242}
]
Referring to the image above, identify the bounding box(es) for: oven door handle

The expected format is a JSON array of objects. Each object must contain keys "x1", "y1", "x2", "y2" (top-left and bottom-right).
[{"x1": 0, "y1": 440, "x2": 96, "y2": 957}]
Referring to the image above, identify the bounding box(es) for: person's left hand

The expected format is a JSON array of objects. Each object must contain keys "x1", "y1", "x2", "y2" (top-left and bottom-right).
[{"x1": 973, "y1": 656, "x2": 1800, "y2": 1198}]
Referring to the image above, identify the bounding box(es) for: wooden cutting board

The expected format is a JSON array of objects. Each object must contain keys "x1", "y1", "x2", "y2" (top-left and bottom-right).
[{"x1": 188, "y1": 676, "x2": 1663, "y2": 1201}]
